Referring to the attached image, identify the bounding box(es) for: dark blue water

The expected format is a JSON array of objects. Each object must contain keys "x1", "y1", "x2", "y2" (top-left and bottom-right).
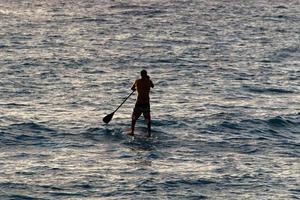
[{"x1": 0, "y1": 0, "x2": 299, "y2": 199}]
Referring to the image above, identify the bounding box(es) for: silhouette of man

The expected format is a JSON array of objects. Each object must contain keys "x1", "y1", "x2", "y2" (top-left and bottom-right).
[{"x1": 130, "y1": 70, "x2": 154, "y2": 137}]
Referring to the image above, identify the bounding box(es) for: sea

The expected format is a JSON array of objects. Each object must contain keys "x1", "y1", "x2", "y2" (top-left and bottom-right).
[{"x1": 0, "y1": 0, "x2": 299, "y2": 199}]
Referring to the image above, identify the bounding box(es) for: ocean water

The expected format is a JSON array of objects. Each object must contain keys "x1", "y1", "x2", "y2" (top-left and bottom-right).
[{"x1": 0, "y1": 0, "x2": 299, "y2": 199}]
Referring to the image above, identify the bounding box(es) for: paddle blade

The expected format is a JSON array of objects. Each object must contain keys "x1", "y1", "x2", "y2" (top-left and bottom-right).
[{"x1": 103, "y1": 112, "x2": 114, "y2": 124}]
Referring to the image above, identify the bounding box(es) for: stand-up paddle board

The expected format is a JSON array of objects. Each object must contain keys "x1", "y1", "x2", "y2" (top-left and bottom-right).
[{"x1": 122, "y1": 127, "x2": 151, "y2": 138}]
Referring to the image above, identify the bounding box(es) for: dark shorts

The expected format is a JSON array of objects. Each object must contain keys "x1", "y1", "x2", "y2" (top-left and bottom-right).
[{"x1": 132, "y1": 103, "x2": 151, "y2": 121}]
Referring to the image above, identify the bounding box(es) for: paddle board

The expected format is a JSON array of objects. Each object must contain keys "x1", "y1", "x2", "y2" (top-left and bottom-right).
[{"x1": 122, "y1": 127, "x2": 150, "y2": 138}]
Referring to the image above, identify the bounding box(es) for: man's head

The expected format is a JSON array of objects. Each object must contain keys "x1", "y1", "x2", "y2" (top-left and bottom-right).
[{"x1": 141, "y1": 70, "x2": 148, "y2": 78}]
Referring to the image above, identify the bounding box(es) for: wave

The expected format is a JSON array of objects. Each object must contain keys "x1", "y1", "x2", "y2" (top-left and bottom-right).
[
  {"x1": 201, "y1": 113, "x2": 300, "y2": 155},
  {"x1": 0, "y1": 103, "x2": 29, "y2": 108},
  {"x1": 266, "y1": 116, "x2": 297, "y2": 127},
  {"x1": 81, "y1": 126, "x2": 126, "y2": 142},
  {"x1": 8, "y1": 122, "x2": 56, "y2": 133},
  {"x1": 163, "y1": 178, "x2": 214, "y2": 186},
  {"x1": 242, "y1": 85, "x2": 294, "y2": 94},
  {"x1": 265, "y1": 45, "x2": 300, "y2": 63},
  {"x1": 5, "y1": 194, "x2": 47, "y2": 200},
  {"x1": 208, "y1": 114, "x2": 299, "y2": 133},
  {"x1": 0, "y1": 122, "x2": 58, "y2": 146},
  {"x1": 0, "y1": 182, "x2": 49, "y2": 200}
]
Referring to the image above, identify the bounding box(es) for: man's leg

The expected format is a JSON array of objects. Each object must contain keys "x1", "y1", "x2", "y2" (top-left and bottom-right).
[
  {"x1": 144, "y1": 112, "x2": 151, "y2": 137},
  {"x1": 130, "y1": 119, "x2": 135, "y2": 136},
  {"x1": 131, "y1": 110, "x2": 141, "y2": 135},
  {"x1": 147, "y1": 121, "x2": 151, "y2": 137}
]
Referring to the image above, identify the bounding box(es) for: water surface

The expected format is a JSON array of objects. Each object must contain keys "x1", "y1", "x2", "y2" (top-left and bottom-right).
[{"x1": 0, "y1": 0, "x2": 299, "y2": 199}]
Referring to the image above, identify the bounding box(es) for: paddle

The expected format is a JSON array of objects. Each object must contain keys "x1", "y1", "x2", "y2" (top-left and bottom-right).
[{"x1": 103, "y1": 90, "x2": 135, "y2": 124}]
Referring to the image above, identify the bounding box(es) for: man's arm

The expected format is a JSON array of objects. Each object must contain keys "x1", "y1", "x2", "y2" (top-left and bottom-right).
[
  {"x1": 131, "y1": 80, "x2": 136, "y2": 91},
  {"x1": 150, "y1": 80, "x2": 154, "y2": 88}
]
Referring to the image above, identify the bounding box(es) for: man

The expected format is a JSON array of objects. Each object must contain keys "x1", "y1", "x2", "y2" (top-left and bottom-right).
[{"x1": 130, "y1": 70, "x2": 154, "y2": 137}]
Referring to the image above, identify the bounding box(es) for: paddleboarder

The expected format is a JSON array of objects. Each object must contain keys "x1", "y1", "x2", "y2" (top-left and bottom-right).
[{"x1": 130, "y1": 70, "x2": 154, "y2": 137}]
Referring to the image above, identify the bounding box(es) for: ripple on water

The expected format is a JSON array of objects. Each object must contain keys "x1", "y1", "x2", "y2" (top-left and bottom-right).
[{"x1": 0, "y1": 0, "x2": 299, "y2": 199}]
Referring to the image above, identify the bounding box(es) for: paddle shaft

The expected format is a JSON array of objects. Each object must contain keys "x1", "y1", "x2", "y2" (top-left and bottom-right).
[{"x1": 112, "y1": 90, "x2": 135, "y2": 114}]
